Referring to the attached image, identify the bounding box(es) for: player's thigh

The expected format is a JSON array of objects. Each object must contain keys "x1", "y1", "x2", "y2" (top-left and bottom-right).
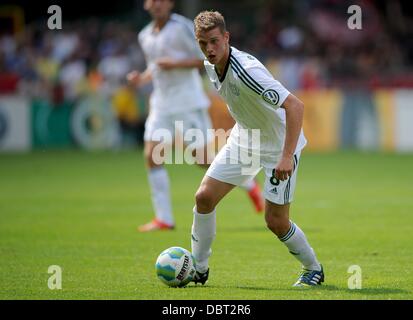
[
  {"x1": 263, "y1": 152, "x2": 301, "y2": 205},
  {"x1": 144, "y1": 140, "x2": 165, "y2": 167},
  {"x1": 265, "y1": 201, "x2": 290, "y2": 221}
]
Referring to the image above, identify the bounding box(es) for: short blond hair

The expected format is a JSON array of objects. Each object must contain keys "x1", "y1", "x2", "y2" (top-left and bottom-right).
[{"x1": 194, "y1": 10, "x2": 226, "y2": 36}]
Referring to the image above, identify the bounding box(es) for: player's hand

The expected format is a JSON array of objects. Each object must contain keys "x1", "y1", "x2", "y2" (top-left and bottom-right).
[
  {"x1": 126, "y1": 70, "x2": 140, "y2": 86},
  {"x1": 157, "y1": 58, "x2": 177, "y2": 70},
  {"x1": 274, "y1": 155, "x2": 294, "y2": 181}
]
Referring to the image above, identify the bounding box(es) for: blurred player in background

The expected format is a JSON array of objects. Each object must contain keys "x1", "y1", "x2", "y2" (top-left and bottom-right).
[
  {"x1": 127, "y1": 0, "x2": 264, "y2": 232},
  {"x1": 190, "y1": 11, "x2": 324, "y2": 287}
]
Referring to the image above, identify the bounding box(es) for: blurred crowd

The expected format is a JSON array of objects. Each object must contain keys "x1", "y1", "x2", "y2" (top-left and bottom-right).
[
  {"x1": 0, "y1": 18, "x2": 148, "y2": 145},
  {"x1": 0, "y1": 18, "x2": 145, "y2": 100},
  {"x1": 222, "y1": 0, "x2": 413, "y2": 90},
  {"x1": 0, "y1": 0, "x2": 412, "y2": 107}
]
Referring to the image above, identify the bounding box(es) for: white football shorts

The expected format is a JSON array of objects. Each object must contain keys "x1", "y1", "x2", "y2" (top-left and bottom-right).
[
  {"x1": 144, "y1": 109, "x2": 214, "y2": 149},
  {"x1": 206, "y1": 143, "x2": 301, "y2": 205}
]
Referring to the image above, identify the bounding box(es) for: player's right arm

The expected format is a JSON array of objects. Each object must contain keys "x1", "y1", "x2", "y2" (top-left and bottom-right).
[
  {"x1": 130, "y1": 27, "x2": 153, "y2": 87},
  {"x1": 126, "y1": 68, "x2": 152, "y2": 88}
]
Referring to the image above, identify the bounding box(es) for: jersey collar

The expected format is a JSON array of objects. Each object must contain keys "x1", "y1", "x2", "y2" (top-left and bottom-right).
[{"x1": 215, "y1": 47, "x2": 232, "y2": 83}]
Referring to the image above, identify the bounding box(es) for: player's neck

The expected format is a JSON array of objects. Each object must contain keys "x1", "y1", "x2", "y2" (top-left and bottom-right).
[
  {"x1": 154, "y1": 14, "x2": 171, "y2": 31},
  {"x1": 216, "y1": 46, "x2": 230, "y2": 78}
]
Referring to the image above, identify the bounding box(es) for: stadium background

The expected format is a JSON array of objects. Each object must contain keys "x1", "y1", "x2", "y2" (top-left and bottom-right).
[
  {"x1": 1, "y1": 0, "x2": 412, "y2": 152},
  {"x1": 1, "y1": 0, "x2": 413, "y2": 300}
]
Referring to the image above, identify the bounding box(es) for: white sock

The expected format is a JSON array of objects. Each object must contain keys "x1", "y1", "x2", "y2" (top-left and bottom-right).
[
  {"x1": 191, "y1": 207, "x2": 216, "y2": 273},
  {"x1": 147, "y1": 167, "x2": 173, "y2": 225},
  {"x1": 279, "y1": 221, "x2": 321, "y2": 271},
  {"x1": 240, "y1": 178, "x2": 256, "y2": 192}
]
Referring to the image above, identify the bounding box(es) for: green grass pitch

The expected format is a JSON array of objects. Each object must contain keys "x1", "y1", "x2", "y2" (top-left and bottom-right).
[{"x1": 0, "y1": 150, "x2": 412, "y2": 300}]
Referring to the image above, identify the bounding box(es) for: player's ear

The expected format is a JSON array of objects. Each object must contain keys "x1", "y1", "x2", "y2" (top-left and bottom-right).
[{"x1": 224, "y1": 31, "x2": 230, "y2": 43}]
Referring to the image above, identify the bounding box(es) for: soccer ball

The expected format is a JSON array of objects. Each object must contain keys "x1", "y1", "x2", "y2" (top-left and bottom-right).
[{"x1": 155, "y1": 246, "x2": 196, "y2": 287}]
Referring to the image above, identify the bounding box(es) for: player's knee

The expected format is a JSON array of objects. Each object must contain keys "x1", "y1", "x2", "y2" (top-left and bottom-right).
[
  {"x1": 195, "y1": 187, "x2": 216, "y2": 212},
  {"x1": 145, "y1": 155, "x2": 158, "y2": 168},
  {"x1": 144, "y1": 148, "x2": 163, "y2": 168}
]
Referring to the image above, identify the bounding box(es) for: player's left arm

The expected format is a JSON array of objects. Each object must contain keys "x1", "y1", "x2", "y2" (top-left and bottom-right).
[
  {"x1": 157, "y1": 57, "x2": 204, "y2": 70},
  {"x1": 246, "y1": 65, "x2": 304, "y2": 181},
  {"x1": 276, "y1": 94, "x2": 304, "y2": 181}
]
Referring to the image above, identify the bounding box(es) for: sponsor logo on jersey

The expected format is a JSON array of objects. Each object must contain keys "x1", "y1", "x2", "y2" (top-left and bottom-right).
[
  {"x1": 262, "y1": 89, "x2": 279, "y2": 106},
  {"x1": 269, "y1": 187, "x2": 278, "y2": 194}
]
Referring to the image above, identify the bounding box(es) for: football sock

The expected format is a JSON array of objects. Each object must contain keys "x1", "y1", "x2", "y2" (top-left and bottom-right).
[
  {"x1": 279, "y1": 221, "x2": 321, "y2": 271},
  {"x1": 147, "y1": 167, "x2": 174, "y2": 226},
  {"x1": 240, "y1": 178, "x2": 256, "y2": 191},
  {"x1": 191, "y1": 207, "x2": 216, "y2": 273}
]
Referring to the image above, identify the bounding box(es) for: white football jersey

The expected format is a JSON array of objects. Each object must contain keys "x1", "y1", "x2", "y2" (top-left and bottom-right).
[
  {"x1": 204, "y1": 47, "x2": 307, "y2": 166},
  {"x1": 138, "y1": 14, "x2": 210, "y2": 115}
]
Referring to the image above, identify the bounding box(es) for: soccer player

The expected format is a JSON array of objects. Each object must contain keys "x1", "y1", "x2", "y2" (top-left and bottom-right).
[
  {"x1": 190, "y1": 11, "x2": 324, "y2": 287},
  {"x1": 127, "y1": 0, "x2": 264, "y2": 232}
]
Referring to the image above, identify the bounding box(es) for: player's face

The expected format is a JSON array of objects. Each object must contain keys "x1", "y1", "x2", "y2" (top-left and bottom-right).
[
  {"x1": 145, "y1": 0, "x2": 174, "y2": 21},
  {"x1": 196, "y1": 27, "x2": 230, "y2": 66}
]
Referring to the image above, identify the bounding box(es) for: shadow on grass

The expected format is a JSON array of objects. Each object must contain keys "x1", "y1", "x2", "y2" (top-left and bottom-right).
[
  {"x1": 232, "y1": 284, "x2": 341, "y2": 292},
  {"x1": 190, "y1": 284, "x2": 410, "y2": 296},
  {"x1": 219, "y1": 226, "x2": 324, "y2": 234},
  {"x1": 217, "y1": 226, "x2": 267, "y2": 233},
  {"x1": 307, "y1": 285, "x2": 410, "y2": 295},
  {"x1": 342, "y1": 288, "x2": 410, "y2": 295},
  {"x1": 181, "y1": 284, "x2": 341, "y2": 292}
]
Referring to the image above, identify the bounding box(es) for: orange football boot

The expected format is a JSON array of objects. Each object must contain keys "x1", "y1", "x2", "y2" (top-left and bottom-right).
[
  {"x1": 247, "y1": 182, "x2": 264, "y2": 213},
  {"x1": 137, "y1": 218, "x2": 175, "y2": 232}
]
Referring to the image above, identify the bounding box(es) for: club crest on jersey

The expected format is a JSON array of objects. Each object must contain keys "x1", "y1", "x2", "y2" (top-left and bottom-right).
[
  {"x1": 228, "y1": 82, "x2": 240, "y2": 96},
  {"x1": 262, "y1": 89, "x2": 279, "y2": 106}
]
